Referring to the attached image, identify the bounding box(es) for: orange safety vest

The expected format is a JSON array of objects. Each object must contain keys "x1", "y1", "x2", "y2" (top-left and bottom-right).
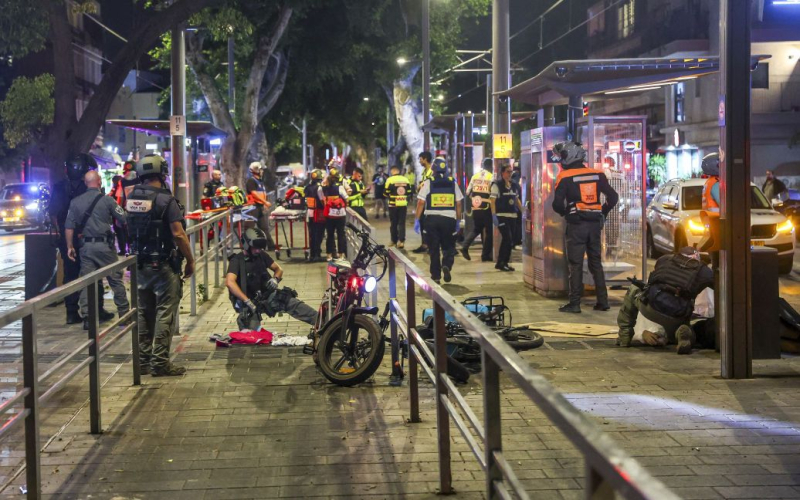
[
  {"x1": 702, "y1": 177, "x2": 720, "y2": 217},
  {"x1": 555, "y1": 167, "x2": 603, "y2": 212}
]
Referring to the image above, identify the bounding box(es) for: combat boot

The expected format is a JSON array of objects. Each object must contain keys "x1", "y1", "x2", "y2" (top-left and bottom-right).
[
  {"x1": 676, "y1": 325, "x2": 694, "y2": 355},
  {"x1": 66, "y1": 311, "x2": 82, "y2": 325},
  {"x1": 151, "y1": 364, "x2": 186, "y2": 377},
  {"x1": 99, "y1": 309, "x2": 115, "y2": 323},
  {"x1": 558, "y1": 303, "x2": 581, "y2": 314}
]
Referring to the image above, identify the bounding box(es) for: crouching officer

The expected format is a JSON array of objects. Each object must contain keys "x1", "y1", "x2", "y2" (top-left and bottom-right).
[
  {"x1": 415, "y1": 158, "x2": 463, "y2": 284},
  {"x1": 50, "y1": 154, "x2": 111, "y2": 325},
  {"x1": 617, "y1": 247, "x2": 715, "y2": 354},
  {"x1": 65, "y1": 170, "x2": 130, "y2": 330},
  {"x1": 305, "y1": 169, "x2": 326, "y2": 262},
  {"x1": 126, "y1": 154, "x2": 195, "y2": 376},
  {"x1": 226, "y1": 228, "x2": 318, "y2": 330},
  {"x1": 552, "y1": 141, "x2": 619, "y2": 314}
]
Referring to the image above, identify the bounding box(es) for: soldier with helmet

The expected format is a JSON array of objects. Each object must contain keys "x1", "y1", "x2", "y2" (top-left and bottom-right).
[
  {"x1": 552, "y1": 141, "x2": 619, "y2": 314},
  {"x1": 414, "y1": 158, "x2": 464, "y2": 284},
  {"x1": 126, "y1": 154, "x2": 195, "y2": 376},
  {"x1": 304, "y1": 169, "x2": 327, "y2": 262},
  {"x1": 50, "y1": 154, "x2": 113, "y2": 325}
]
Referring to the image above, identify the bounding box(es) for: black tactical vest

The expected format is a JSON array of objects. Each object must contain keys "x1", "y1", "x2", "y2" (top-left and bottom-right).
[
  {"x1": 126, "y1": 185, "x2": 181, "y2": 263},
  {"x1": 648, "y1": 253, "x2": 704, "y2": 298}
]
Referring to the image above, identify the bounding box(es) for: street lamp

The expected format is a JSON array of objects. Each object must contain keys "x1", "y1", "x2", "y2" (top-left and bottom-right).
[{"x1": 396, "y1": 57, "x2": 408, "y2": 66}]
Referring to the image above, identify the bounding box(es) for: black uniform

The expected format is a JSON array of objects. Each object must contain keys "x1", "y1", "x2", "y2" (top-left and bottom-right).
[
  {"x1": 50, "y1": 178, "x2": 105, "y2": 320},
  {"x1": 419, "y1": 175, "x2": 463, "y2": 281},
  {"x1": 203, "y1": 179, "x2": 224, "y2": 198},
  {"x1": 126, "y1": 184, "x2": 185, "y2": 372},
  {"x1": 245, "y1": 176, "x2": 275, "y2": 248},
  {"x1": 491, "y1": 180, "x2": 521, "y2": 268},
  {"x1": 227, "y1": 252, "x2": 317, "y2": 330},
  {"x1": 304, "y1": 181, "x2": 325, "y2": 260},
  {"x1": 552, "y1": 164, "x2": 619, "y2": 307}
]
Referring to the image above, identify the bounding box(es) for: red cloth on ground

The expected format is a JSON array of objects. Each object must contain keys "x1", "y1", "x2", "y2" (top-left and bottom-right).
[{"x1": 216, "y1": 329, "x2": 274, "y2": 347}]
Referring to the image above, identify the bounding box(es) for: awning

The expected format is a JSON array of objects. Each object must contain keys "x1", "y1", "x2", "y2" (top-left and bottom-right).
[
  {"x1": 423, "y1": 111, "x2": 536, "y2": 133},
  {"x1": 105, "y1": 119, "x2": 229, "y2": 138},
  {"x1": 498, "y1": 55, "x2": 769, "y2": 106}
]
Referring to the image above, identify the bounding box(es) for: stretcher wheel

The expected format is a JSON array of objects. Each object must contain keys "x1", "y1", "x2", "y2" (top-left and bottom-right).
[
  {"x1": 287, "y1": 249, "x2": 292, "y2": 258},
  {"x1": 275, "y1": 250, "x2": 281, "y2": 260}
]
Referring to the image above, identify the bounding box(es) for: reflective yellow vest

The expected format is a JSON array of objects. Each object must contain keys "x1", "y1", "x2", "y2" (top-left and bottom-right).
[{"x1": 385, "y1": 175, "x2": 410, "y2": 207}]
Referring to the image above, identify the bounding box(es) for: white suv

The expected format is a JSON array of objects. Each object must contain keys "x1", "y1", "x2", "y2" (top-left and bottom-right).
[{"x1": 646, "y1": 178, "x2": 795, "y2": 274}]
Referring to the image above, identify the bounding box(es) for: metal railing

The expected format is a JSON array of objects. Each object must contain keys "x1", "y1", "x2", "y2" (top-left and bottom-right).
[
  {"x1": 184, "y1": 209, "x2": 236, "y2": 316},
  {"x1": 0, "y1": 256, "x2": 141, "y2": 500},
  {"x1": 385, "y1": 248, "x2": 680, "y2": 499}
]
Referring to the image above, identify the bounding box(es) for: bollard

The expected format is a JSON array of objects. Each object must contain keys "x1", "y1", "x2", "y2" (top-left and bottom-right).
[
  {"x1": 130, "y1": 262, "x2": 141, "y2": 386},
  {"x1": 22, "y1": 314, "x2": 41, "y2": 499},
  {"x1": 87, "y1": 281, "x2": 102, "y2": 434}
]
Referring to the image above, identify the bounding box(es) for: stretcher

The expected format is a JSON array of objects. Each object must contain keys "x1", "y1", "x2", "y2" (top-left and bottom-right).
[{"x1": 269, "y1": 206, "x2": 308, "y2": 260}]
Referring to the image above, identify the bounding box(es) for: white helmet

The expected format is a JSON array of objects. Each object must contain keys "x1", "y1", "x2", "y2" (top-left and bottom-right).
[
  {"x1": 249, "y1": 161, "x2": 263, "y2": 174},
  {"x1": 136, "y1": 154, "x2": 169, "y2": 179},
  {"x1": 552, "y1": 141, "x2": 587, "y2": 166}
]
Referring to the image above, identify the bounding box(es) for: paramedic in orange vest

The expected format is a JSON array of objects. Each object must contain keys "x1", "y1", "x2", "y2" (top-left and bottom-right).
[
  {"x1": 701, "y1": 153, "x2": 720, "y2": 217},
  {"x1": 552, "y1": 141, "x2": 619, "y2": 314}
]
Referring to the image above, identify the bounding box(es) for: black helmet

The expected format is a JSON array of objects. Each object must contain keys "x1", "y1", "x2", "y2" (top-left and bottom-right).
[
  {"x1": 241, "y1": 227, "x2": 268, "y2": 253},
  {"x1": 136, "y1": 154, "x2": 169, "y2": 179},
  {"x1": 482, "y1": 157, "x2": 493, "y2": 171},
  {"x1": 701, "y1": 152, "x2": 719, "y2": 177},
  {"x1": 65, "y1": 154, "x2": 98, "y2": 181}
]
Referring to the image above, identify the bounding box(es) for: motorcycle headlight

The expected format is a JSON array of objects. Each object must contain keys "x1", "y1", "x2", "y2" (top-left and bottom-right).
[
  {"x1": 364, "y1": 275, "x2": 377, "y2": 293},
  {"x1": 687, "y1": 217, "x2": 706, "y2": 236},
  {"x1": 777, "y1": 219, "x2": 794, "y2": 234}
]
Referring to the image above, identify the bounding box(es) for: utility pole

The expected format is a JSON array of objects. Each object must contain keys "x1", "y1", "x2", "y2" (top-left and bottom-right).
[
  {"x1": 422, "y1": 0, "x2": 431, "y2": 152},
  {"x1": 492, "y1": 0, "x2": 511, "y2": 164},
  {"x1": 228, "y1": 36, "x2": 235, "y2": 117},
  {"x1": 302, "y1": 118, "x2": 307, "y2": 172},
  {"x1": 170, "y1": 24, "x2": 188, "y2": 208},
  {"x1": 718, "y1": 0, "x2": 752, "y2": 379}
]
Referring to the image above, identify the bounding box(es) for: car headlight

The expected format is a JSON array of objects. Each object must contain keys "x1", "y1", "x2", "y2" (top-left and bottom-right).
[
  {"x1": 364, "y1": 275, "x2": 377, "y2": 293},
  {"x1": 25, "y1": 202, "x2": 38, "y2": 210},
  {"x1": 687, "y1": 217, "x2": 706, "y2": 236},
  {"x1": 777, "y1": 220, "x2": 794, "y2": 234},
  {"x1": 0, "y1": 210, "x2": 6, "y2": 217}
]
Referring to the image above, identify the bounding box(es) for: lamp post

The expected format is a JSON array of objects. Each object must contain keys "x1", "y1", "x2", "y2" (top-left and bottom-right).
[{"x1": 422, "y1": 0, "x2": 431, "y2": 152}]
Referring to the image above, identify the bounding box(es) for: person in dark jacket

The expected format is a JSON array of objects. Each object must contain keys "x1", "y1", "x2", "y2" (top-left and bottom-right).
[
  {"x1": 762, "y1": 170, "x2": 787, "y2": 202},
  {"x1": 617, "y1": 247, "x2": 715, "y2": 355},
  {"x1": 552, "y1": 141, "x2": 619, "y2": 314}
]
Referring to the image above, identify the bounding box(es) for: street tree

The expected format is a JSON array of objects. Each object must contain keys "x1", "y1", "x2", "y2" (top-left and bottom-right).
[{"x1": 0, "y1": 0, "x2": 223, "y2": 179}]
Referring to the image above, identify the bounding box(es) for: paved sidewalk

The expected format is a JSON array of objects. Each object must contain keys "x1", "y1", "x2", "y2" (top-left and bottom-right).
[{"x1": 3, "y1": 223, "x2": 800, "y2": 498}]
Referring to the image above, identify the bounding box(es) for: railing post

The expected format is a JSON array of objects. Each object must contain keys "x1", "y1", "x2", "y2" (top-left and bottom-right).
[
  {"x1": 87, "y1": 280, "x2": 102, "y2": 434},
  {"x1": 214, "y1": 226, "x2": 220, "y2": 288},
  {"x1": 433, "y1": 301, "x2": 452, "y2": 494},
  {"x1": 129, "y1": 261, "x2": 141, "y2": 386},
  {"x1": 388, "y1": 257, "x2": 402, "y2": 386},
  {"x1": 483, "y1": 349, "x2": 502, "y2": 499},
  {"x1": 222, "y1": 214, "x2": 229, "y2": 275},
  {"x1": 585, "y1": 464, "x2": 614, "y2": 500},
  {"x1": 190, "y1": 232, "x2": 197, "y2": 316},
  {"x1": 203, "y1": 236, "x2": 209, "y2": 301},
  {"x1": 407, "y1": 272, "x2": 420, "y2": 423},
  {"x1": 22, "y1": 314, "x2": 41, "y2": 499}
]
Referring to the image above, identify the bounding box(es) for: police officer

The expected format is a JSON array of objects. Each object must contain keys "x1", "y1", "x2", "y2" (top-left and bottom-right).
[
  {"x1": 459, "y1": 157, "x2": 494, "y2": 261},
  {"x1": 203, "y1": 170, "x2": 224, "y2": 199},
  {"x1": 226, "y1": 228, "x2": 318, "y2": 330},
  {"x1": 50, "y1": 154, "x2": 112, "y2": 325},
  {"x1": 412, "y1": 152, "x2": 435, "y2": 254},
  {"x1": 490, "y1": 164, "x2": 522, "y2": 272},
  {"x1": 552, "y1": 141, "x2": 619, "y2": 314},
  {"x1": 126, "y1": 154, "x2": 195, "y2": 376},
  {"x1": 415, "y1": 158, "x2": 463, "y2": 284},
  {"x1": 385, "y1": 164, "x2": 410, "y2": 248},
  {"x1": 304, "y1": 169, "x2": 326, "y2": 262},
  {"x1": 345, "y1": 167, "x2": 369, "y2": 221},
  {"x1": 64, "y1": 170, "x2": 130, "y2": 329}
]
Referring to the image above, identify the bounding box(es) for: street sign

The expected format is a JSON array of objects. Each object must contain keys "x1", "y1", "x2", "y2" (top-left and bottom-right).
[
  {"x1": 493, "y1": 133, "x2": 513, "y2": 159},
  {"x1": 623, "y1": 140, "x2": 642, "y2": 152},
  {"x1": 170, "y1": 115, "x2": 186, "y2": 136}
]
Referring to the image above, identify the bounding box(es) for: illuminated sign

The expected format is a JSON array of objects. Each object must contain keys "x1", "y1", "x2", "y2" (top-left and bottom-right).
[
  {"x1": 773, "y1": 0, "x2": 800, "y2": 5},
  {"x1": 493, "y1": 134, "x2": 513, "y2": 159}
]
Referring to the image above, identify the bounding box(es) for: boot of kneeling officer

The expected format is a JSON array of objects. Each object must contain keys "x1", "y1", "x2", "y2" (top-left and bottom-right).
[
  {"x1": 226, "y1": 228, "x2": 318, "y2": 331},
  {"x1": 616, "y1": 247, "x2": 715, "y2": 355}
]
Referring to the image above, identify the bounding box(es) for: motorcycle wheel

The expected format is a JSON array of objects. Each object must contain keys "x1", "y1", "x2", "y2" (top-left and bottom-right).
[
  {"x1": 504, "y1": 330, "x2": 544, "y2": 351},
  {"x1": 317, "y1": 314, "x2": 385, "y2": 387}
]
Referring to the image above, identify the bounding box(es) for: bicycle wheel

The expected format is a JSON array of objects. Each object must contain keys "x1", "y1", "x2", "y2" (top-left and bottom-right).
[
  {"x1": 504, "y1": 329, "x2": 544, "y2": 351},
  {"x1": 317, "y1": 314, "x2": 385, "y2": 387}
]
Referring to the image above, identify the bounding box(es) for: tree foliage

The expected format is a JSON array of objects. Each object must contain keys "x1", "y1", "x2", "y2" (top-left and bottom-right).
[
  {"x1": 0, "y1": 74, "x2": 55, "y2": 149},
  {"x1": 0, "y1": 0, "x2": 48, "y2": 60}
]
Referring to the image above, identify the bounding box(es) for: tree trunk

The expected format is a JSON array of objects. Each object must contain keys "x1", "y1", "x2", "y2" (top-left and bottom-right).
[
  {"x1": 392, "y1": 65, "x2": 424, "y2": 180},
  {"x1": 387, "y1": 135, "x2": 406, "y2": 170}
]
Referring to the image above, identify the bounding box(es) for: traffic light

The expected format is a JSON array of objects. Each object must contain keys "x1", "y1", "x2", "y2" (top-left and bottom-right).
[{"x1": 582, "y1": 102, "x2": 589, "y2": 117}]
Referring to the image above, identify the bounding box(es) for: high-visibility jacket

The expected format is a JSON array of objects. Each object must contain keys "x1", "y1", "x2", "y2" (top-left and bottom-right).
[
  {"x1": 305, "y1": 182, "x2": 325, "y2": 223},
  {"x1": 702, "y1": 177, "x2": 720, "y2": 217},
  {"x1": 421, "y1": 167, "x2": 434, "y2": 183},
  {"x1": 385, "y1": 175, "x2": 410, "y2": 207},
  {"x1": 553, "y1": 165, "x2": 618, "y2": 223},
  {"x1": 468, "y1": 170, "x2": 493, "y2": 211},
  {"x1": 346, "y1": 179, "x2": 366, "y2": 207}
]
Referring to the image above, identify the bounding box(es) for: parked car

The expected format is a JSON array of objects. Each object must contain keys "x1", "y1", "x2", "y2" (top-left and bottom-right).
[
  {"x1": 0, "y1": 183, "x2": 47, "y2": 232},
  {"x1": 646, "y1": 178, "x2": 795, "y2": 274}
]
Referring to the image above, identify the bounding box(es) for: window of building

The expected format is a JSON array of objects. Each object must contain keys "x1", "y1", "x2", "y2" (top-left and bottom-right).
[
  {"x1": 752, "y1": 62, "x2": 769, "y2": 89},
  {"x1": 588, "y1": 1, "x2": 606, "y2": 36},
  {"x1": 674, "y1": 82, "x2": 686, "y2": 123},
  {"x1": 617, "y1": 0, "x2": 635, "y2": 39}
]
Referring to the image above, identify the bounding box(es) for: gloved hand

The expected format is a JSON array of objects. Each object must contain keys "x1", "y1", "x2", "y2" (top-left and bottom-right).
[
  {"x1": 414, "y1": 219, "x2": 421, "y2": 234},
  {"x1": 266, "y1": 278, "x2": 279, "y2": 292},
  {"x1": 244, "y1": 300, "x2": 257, "y2": 312},
  {"x1": 492, "y1": 214, "x2": 499, "y2": 227},
  {"x1": 455, "y1": 219, "x2": 461, "y2": 233}
]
